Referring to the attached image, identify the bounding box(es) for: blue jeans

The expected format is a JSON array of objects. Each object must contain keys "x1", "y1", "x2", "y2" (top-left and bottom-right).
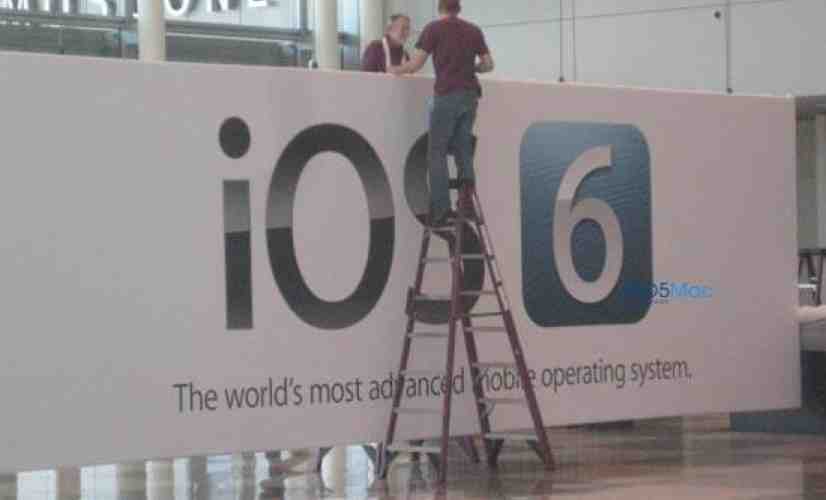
[{"x1": 428, "y1": 89, "x2": 479, "y2": 220}]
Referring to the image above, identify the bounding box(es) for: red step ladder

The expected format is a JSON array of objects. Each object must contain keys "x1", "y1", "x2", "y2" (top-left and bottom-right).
[{"x1": 378, "y1": 181, "x2": 555, "y2": 483}]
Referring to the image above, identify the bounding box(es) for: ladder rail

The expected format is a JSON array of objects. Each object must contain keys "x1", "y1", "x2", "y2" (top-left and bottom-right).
[
  {"x1": 456, "y1": 266, "x2": 497, "y2": 466},
  {"x1": 471, "y1": 191, "x2": 513, "y2": 313},
  {"x1": 470, "y1": 188, "x2": 555, "y2": 470},
  {"x1": 438, "y1": 216, "x2": 464, "y2": 483},
  {"x1": 380, "y1": 229, "x2": 433, "y2": 474}
]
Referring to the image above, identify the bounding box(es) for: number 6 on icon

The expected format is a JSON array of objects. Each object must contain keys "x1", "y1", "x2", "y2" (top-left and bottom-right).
[{"x1": 553, "y1": 146, "x2": 624, "y2": 303}]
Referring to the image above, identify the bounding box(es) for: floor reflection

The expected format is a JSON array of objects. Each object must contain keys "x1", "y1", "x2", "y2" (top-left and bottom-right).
[{"x1": 5, "y1": 426, "x2": 826, "y2": 499}]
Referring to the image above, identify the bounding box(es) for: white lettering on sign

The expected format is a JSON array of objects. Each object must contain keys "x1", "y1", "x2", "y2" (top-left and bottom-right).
[
  {"x1": 0, "y1": 0, "x2": 279, "y2": 17},
  {"x1": 205, "y1": 0, "x2": 230, "y2": 13},
  {"x1": 164, "y1": 0, "x2": 193, "y2": 17},
  {"x1": 88, "y1": 0, "x2": 109, "y2": 16},
  {"x1": 6, "y1": 0, "x2": 77, "y2": 13},
  {"x1": 0, "y1": 0, "x2": 30, "y2": 10}
]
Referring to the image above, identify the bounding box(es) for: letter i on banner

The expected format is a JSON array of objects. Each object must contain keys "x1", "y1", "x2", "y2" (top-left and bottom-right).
[{"x1": 220, "y1": 118, "x2": 253, "y2": 330}]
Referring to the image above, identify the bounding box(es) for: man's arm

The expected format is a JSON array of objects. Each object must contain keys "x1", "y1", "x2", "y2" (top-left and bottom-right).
[
  {"x1": 475, "y1": 29, "x2": 494, "y2": 74},
  {"x1": 388, "y1": 49, "x2": 429, "y2": 75},
  {"x1": 476, "y1": 53, "x2": 494, "y2": 74}
]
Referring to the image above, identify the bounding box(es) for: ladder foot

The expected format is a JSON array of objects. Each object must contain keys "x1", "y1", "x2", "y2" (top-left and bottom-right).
[
  {"x1": 376, "y1": 444, "x2": 392, "y2": 479},
  {"x1": 525, "y1": 440, "x2": 556, "y2": 470},
  {"x1": 410, "y1": 439, "x2": 424, "y2": 462},
  {"x1": 426, "y1": 453, "x2": 442, "y2": 473},
  {"x1": 363, "y1": 444, "x2": 378, "y2": 468},
  {"x1": 457, "y1": 436, "x2": 480, "y2": 464},
  {"x1": 487, "y1": 439, "x2": 505, "y2": 468}
]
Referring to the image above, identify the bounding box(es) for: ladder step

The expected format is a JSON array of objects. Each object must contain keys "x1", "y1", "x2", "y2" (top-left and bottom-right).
[
  {"x1": 387, "y1": 444, "x2": 440, "y2": 454},
  {"x1": 464, "y1": 326, "x2": 507, "y2": 334},
  {"x1": 462, "y1": 312, "x2": 504, "y2": 319},
  {"x1": 394, "y1": 407, "x2": 441, "y2": 415},
  {"x1": 484, "y1": 432, "x2": 538, "y2": 442},
  {"x1": 799, "y1": 284, "x2": 818, "y2": 290},
  {"x1": 408, "y1": 332, "x2": 449, "y2": 339},
  {"x1": 426, "y1": 226, "x2": 457, "y2": 233},
  {"x1": 400, "y1": 369, "x2": 447, "y2": 377},
  {"x1": 461, "y1": 290, "x2": 498, "y2": 297},
  {"x1": 416, "y1": 294, "x2": 451, "y2": 301},
  {"x1": 472, "y1": 362, "x2": 517, "y2": 370},
  {"x1": 423, "y1": 257, "x2": 451, "y2": 263},
  {"x1": 417, "y1": 291, "x2": 498, "y2": 300},
  {"x1": 479, "y1": 398, "x2": 527, "y2": 406},
  {"x1": 423, "y1": 254, "x2": 489, "y2": 263}
]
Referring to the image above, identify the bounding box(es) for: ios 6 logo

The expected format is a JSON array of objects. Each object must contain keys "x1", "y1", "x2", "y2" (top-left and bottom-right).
[
  {"x1": 221, "y1": 119, "x2": 484, "y2": 331},
  {"x1": 521, "y1": 122, "x2": 653, "y2": 327}
]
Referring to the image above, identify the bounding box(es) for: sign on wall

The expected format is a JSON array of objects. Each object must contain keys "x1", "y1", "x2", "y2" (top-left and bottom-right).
[
  {"x1": 0, "y1": 51, "x2": 798, "y2": 473},
  {"x1": 0, "y1": 0, "x2": 282, "y2": 19}
]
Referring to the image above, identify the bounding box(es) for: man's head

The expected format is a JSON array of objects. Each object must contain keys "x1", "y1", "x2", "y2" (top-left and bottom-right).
[
  {"x1": 385, "y1": 14, "x2": 411, "y2": 45},
  {"x1": 438, "y1": 0, "x2": 461, "y2": 15}
]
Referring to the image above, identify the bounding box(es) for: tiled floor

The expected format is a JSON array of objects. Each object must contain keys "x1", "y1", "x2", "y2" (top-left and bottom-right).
[{"x1": 3, "y1": 424, "x2": 826, "y2": 499}]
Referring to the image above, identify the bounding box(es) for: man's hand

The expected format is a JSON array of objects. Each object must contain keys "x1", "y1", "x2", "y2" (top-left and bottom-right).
[
  {"x1": 387, "y1": 65, "x2": 405, "y2": 76},
  {"x1": 476, "y1": 53, "x2": 495, "y2": 74},
  {"x1": 388, "y1": 50, "x2": 428, "y2": 76}
]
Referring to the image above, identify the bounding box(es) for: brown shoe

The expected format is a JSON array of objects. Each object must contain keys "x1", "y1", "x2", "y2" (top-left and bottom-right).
[
  {"x1": 457, "y1": 190, "x2": 476, "y2": 220},
  {"x1": 429, "y1": 209, "x2": 457, "y2": 229}
]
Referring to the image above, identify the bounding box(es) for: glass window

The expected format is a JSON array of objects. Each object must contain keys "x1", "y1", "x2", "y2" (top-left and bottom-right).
[{"x1": 1, "y1": 0, "x2": 358, "y2": 68}]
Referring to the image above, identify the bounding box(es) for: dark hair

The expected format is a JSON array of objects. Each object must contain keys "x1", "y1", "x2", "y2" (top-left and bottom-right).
[
  {"x1": 438, "y1": 0, "x2": 461, "y2": 14},
  {"x1": 388, "y1": 14, "x2": 410, "y2": 24},
  {"x1": 386, "y1": 13, "x2": 410, "y2": 34}
]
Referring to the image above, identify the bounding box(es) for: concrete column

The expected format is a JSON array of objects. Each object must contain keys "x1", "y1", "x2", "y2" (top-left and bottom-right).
[
  {"x1": 187, "y1": 457, "x2": 209, "y2": 500},
  {"x1": 146, "y1": 460, "x2": 174, "y2": 500},
  {"x1": 138, "y1": 0, "x2": 166, "y2": 62},
  {"x1": 0, "y1": 474, "x2": 17, "y2": 500},
  {"x1": 55, "y1": 467, "x2": 81, "y2": 500},
  {"x1": 232, "y1": 453, "x2": 256, "y2": 500},
  {"x1": 797, "y1": 119, "x2": 818, "y2": 249},
  {"x1": 322, "y1": 446, "x2": 346, "y2": 490},
  {"x1": 115, "y1": 462, "x2": 147, "y2": 500},
  {"x1": 359, "y1": 0, "x2": 384, "y2": 55},
  {"x1": 315, "y1": 0, "x2": 340, "y2": 70},
  {"x1": 815, "y1": 115, "x2": 826, "y2": 246}
]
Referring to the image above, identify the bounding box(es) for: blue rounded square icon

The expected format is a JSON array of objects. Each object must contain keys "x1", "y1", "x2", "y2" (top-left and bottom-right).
[{"x1": 521, "y1": 122, "x2": 652, "y2": 328}]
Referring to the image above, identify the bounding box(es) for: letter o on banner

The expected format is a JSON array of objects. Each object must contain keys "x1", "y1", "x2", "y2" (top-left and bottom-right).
[
  {"x1": 164, "y1": 0, "x2": 193, "y2": 17},
  {"x1": 266, "y1": 124, "x2": 395, "y2": 330}
]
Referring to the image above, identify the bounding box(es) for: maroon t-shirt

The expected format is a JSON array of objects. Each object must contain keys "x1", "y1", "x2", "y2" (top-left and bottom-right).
[
  {"x1": 361, "y1": 37, "x2": 409, "y2": 73},
  {"x1": 416, "y1": 16, "x2": 489, "y2": 96}
]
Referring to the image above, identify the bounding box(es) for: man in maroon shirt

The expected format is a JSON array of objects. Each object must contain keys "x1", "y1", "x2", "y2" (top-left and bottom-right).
[
  {"x1": 361, "y1": 14, "x2": 411, "y2": 73},
  {"x1": 389, "y1": 0, "x2": 494, "y2": 226}
]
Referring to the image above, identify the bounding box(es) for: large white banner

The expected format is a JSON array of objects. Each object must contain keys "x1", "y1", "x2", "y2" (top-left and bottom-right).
[{"x1": 0, "y1": 51, "x2": 798, "y2": 473}]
